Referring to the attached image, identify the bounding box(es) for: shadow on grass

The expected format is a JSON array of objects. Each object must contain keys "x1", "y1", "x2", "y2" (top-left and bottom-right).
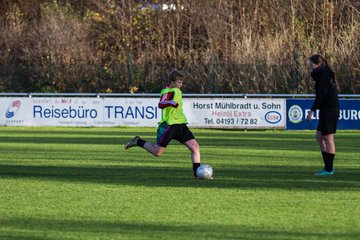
[
  {"x1": 0, "y1": 133, "x2": 316, "y2": 150},
  {"x1": 0, "y1": 164, "x2": 359, "y2": 191},
  {"x1": 0, "y1": 135, "x2": 125, "y2": 146},
  {"x1": 1, "y1": 217, "x2": 359, "y2": 240},
  {"x1": 1, "y1": 129, "x2": 358, "y2": 153}
]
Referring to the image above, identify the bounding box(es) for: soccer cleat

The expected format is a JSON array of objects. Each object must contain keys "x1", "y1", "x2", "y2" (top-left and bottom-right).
[
  {"x1": 314, "y1": 169, "x2": 334, "y2": 176},
  {"x1": 124, "y1": 136, "x2": 140, "y2": 149}
]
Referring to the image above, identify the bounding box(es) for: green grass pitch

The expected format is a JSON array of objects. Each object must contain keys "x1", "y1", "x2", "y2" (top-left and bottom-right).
[{"x1": 0, "y1": 127, "x2": 359, "y2": 240}]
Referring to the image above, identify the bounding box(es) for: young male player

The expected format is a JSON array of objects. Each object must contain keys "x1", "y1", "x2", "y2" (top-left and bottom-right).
[{"x1": 124, "y1": 69, "x2": 201, "y2": 178}]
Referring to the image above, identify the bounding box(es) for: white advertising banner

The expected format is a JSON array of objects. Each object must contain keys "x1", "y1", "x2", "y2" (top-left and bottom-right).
[
  {"x1": 0, "y1": 97, "x2": 160, "y2": 127},
  {"x1": 184, "y1": 98, "x2": 285, "y2": 128},
  {"x1": 0, "y1": 97, "x2": 285, "y2": 128}
]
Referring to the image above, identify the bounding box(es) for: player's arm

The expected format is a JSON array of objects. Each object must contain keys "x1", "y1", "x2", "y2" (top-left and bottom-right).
[
  {"x1": 158, "y1": 91, "x2": 178, "y2": 109},
  {"x1": 311, "y1": 73, "x2": 329, "y2": 111}
]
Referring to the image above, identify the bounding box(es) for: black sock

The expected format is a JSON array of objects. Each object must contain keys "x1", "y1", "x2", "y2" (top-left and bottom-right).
[
  {"x1": 327, "y1": 153, "x2": 335, "y2": 172},
  {"x1": 193, "y1": 163, "x2": 201, "y2": 177},
  {"x1": 321, "y1": 151, "x2": 328, "y2": 169},
  {"x1": 137, "y1": 139, "x2": 146, "y2": 148}
]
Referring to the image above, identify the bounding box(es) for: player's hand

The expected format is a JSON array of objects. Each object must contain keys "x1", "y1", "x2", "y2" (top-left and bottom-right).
[{"x1": 306, "y1": 111, "x2": 313, "y2": 122}]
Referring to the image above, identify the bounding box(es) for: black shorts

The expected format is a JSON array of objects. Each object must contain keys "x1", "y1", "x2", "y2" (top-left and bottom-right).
[
  {"x1": 156, "y1": 122, "x2": 195, "y2": 147},
  {"x1": 317, "y1": 108, "x2": 339, "y2": 136}
]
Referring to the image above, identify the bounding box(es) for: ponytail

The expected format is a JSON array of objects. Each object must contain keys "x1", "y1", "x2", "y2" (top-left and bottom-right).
[{"x1": 333, "y1": 75, "x2": 340, "y2": 93}]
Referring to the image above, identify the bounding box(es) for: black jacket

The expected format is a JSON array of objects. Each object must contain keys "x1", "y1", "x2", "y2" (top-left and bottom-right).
[{"x1": 310, "y1": 64, "x2": 339, "y2": 111}]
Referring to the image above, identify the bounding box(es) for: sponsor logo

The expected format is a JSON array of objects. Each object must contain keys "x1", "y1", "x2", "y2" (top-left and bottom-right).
[
  {"x1": 265, "y1": 111, "x2": 282, "y2": 124},
  {"x1": 5, "y1": 100, "x2": 21, "y2": 118},
  {"x1": 33, "y1": 105, "x2": 98, "y2": 119},
  {"x1": 288, "y1": 105, "x2": 303, "y2": 124}
]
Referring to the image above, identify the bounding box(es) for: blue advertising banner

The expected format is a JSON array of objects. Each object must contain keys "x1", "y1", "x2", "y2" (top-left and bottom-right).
[{"x1": 286, "y1": 99, "x2": 360, "y2": 130}]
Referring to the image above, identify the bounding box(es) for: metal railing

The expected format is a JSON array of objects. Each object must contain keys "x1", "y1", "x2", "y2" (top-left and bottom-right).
[{"x1": 0, "y1": 92, "x2": 360, "y2": 98}]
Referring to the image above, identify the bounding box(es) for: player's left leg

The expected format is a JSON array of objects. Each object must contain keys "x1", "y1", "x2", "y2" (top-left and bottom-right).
[
  {"x1": 184, "y1": 139, "x2": 201, "y2": 178},
  {"x1": 314, "y1": 109, "x2": 335, "y2": 175},
  {"x1": 323, "y1": 133, "x2": 335, "y2": 172},
  {"x1": 319, "y1": 109, "x2": 338, "y2": 173},
  {"x1": 184, "y1": 139, "x2": 200, "y2": 164},
  {"x1": 324, "y1": 133, "x2": 335, "y2": 154},
  {"x1": 180, "y1": 125, "x2": 201, "y2": 177},
  {"x1": 314, "y1": 133, "x2": 336, "y2": 175}
]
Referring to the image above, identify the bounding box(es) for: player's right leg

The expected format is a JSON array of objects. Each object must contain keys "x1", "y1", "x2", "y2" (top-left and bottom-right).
[
  {"x1": 124, "y1": 136, "x2": 140, "y2": 149},
  {"x1": 315, "y1": 131, "x2": 326, "y2": 151},
  {"x1": 143, "y1": 143, "x2": 165, "y2": 157},
  {"x1": 124, "y1": 136, "x2": 165, "y2": 157}
]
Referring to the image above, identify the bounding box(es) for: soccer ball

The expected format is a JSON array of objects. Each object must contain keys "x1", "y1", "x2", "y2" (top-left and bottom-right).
[{"x1": 196, "y1": 164, "x2": 213, "y2": 180}]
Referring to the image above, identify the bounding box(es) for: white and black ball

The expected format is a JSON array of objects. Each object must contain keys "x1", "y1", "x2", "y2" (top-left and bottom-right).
[{"x1": 196, "y1": 164, "x2": 213, "y2": 180}]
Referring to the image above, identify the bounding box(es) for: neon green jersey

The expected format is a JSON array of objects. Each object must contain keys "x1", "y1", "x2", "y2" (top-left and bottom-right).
[{"x1": 158, "y1": 87, "x2": 188, "y2": 125}]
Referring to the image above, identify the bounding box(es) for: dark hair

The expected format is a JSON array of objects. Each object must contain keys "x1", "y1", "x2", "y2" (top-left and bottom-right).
[
  {"x1": 309, "y1": 54, "x2": 340, "y2": 92},
  {"x1": 167, "y1": 69, "x2": 184, "y2": 83}
]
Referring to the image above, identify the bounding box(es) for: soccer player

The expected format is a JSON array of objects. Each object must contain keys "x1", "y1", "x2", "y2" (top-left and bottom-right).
[
  {"x1": 124, "y1": 69, "x2": 201, "y2": 178},
  {"x1": 306, "y1": 54, "x2": 339, "y2": 176}
]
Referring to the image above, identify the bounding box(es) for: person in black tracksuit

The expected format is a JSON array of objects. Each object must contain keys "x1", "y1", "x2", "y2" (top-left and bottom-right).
[{"x1": 306, "y1": 54, "x2": 339, "y2": 175}]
